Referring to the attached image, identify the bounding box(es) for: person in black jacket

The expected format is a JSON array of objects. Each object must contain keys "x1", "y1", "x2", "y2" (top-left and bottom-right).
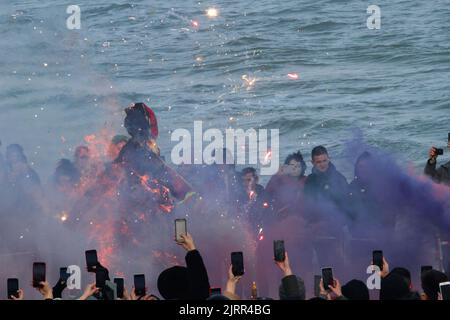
[
  {"x1": 424, "y1": 141, "x2": 450, "y2": 186},
  {"x1": 304, "y1": 146, "x2": 349, "y2": 211},
  {"x1": 275, "y1": 252, "x2": 305, "y2": 300},
  {"x1": 157, "y1": 233, "x2": 210, "y2": 300}
]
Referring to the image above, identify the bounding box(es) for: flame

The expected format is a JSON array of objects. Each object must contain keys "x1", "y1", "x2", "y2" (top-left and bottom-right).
[
  {"x1": 205, "y1": 8, "x2": 219, "y2": 18},
  {"x1": 191, "y1": 20, "x2": 199, "y2": 28},
  {"x1": 84, "y1": 134, "x2": 96, "y2": 144},
  {"x1": 60, "y1": 211, "x2": 68, "y2": 222}
]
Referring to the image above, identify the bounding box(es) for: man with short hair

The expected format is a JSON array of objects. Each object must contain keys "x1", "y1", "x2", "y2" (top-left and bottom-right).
[{"x1": 304, "y1": 146, "x2": 348, "y2": 209}]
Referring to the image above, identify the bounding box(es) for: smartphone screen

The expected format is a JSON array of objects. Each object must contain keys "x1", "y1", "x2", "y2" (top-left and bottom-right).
[
  {"x1": 175, "y1": 219, "x2": 187, "y2": 242},
  {"x1": 85, "y1": 250, "x2": 98, "y2": 272},
  {"x1": 321, "y1": 267, "x2": 334, "y2": 290},
  {"x1": 32, "y1": 262, "x2": 46, "y2": 287},
  {"x1": 314, "y1": 275, "x2": 321, "y2": 297},
  {"x1": 134, "y1": 274, "x2": 146, "y2": 296},
  {"x1": 96, "y1": 269, "x2": 108, "y2": 289},
  {"x1": 273, "y1": 240, "x2": 285, "y2": 262},
  {"x1": 209, "y1": 287, "x2": 221, "y2": 296},
  {"x1": 231, "y1": 252, "x2": 245, "y2": 276},
  {"x1": 421, "y1": 265, "x2": 433, "y2": 274},
  {"x1": 439, "y1": 282, "x2": 450, "y2": 300},
  {"x1": 60, "y1": 267, "x2": 70, "y2": 282},
  {"x1": 7, "y1": 278, "x2": 19, "y2": 299},
  {"x1": 114, "y1": 278, "x2": 124, "y2": 299},
  {"x1": 372, "y1": 250, "x2": 383, "y2": 271}
]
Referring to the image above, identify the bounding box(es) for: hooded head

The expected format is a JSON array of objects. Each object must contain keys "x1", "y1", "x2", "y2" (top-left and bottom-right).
[
  {"x1": 124, "y1": 103, "x2": 158, "y2": 142},
  {"x1": 157, "y1": 266, "x2": 189, "y2": 299},
  {"x1": 278, "y1": 276, "x2": 306, "y2": 300},
  {"x1": 390, "y1": 267, "x2": 412, "y2": 289},
  {"x1": 354, "y1": 151, "x2": 372, "y2": 184},
  {"x1": 421, "y1": 270, "x2": 448, "y2": 300},
  {"x1": 6, "y1": 144, "x2": 27, "y2": 165},
  {"x1": 380, "y1": 273, "x2": 410, "y2": 300},
  {"x1": 341, "y1": 279, "x2": 370, "y2": 300}
]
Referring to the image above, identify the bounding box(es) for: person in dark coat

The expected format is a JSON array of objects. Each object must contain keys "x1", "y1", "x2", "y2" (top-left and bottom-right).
[
  {"x1": 157, "y1": 233, "x2": 210, "y2": 300},
  {"x1": 238, "y1": 167, "x2": 270, "y2": 232},
  {"x1": 304, "y1": 146, "x2": 348, "y2": 211},
  {"x1": 424, "y1": 140, "x2": 450, "y2": 186}
]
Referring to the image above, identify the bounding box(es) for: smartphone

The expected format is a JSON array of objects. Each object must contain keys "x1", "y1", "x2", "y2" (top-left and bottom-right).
[
  {"x1": 209, "y1": 287, "x2": 221, "y2": 296},
  {"x1": 372, "y1": 250, "x2": 383, "y2": 271},
  {"x1": 321, "y1": 267, "x2": 334, "y2": 290},
  {"x1": 85, "y1": 250, "x2": 98, "y2": 272},
  {"x1": 134, "y1": 274, "x2": 146, "y2": 296},
  {"x1": 421, "y1": 265, "x2": 433, "y2": 274},
  {"x1": 436, "y1": 148, "x2": 444, "y2": 155},
  {"x1": 273, "y1": 240, "x2": 285, "y2": 262},
  {"x1": 448, "y1": 133, "x2": 450, "y2": 142},
  {"x1": 60, "y1": 267, "x2": 70, "y2": 282},
  {"x1": 439, "y1": 282, "x2": 450, "y2": 300},
  {"x1": 96, "y1": 268, "x2": 108, "y2": 289},
  {"x1": 175, "y1": 219, "x2": 187, "y2": 243},
  {"x1": 32, "y1": 262, "x2": 46, "y2": 287},
  {"x1": 7, "y1": 278, "x2": 19, "y2": 299},
  {"x1": 231, "y1": 252, "x2": 245, "y2": 276},
  {"x1": 314, "y1": 275, "x2": 321, "y2": 297},
  {"x1": 114, "y1": 278, "x2": 124, "y2": 299}
]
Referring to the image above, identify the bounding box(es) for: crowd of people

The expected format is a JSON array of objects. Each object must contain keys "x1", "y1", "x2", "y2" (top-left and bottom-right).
[
  {"x1": 0, "y1": 102, "x2": 449, "y2": 300},
  {"x1": 4, "y1": 232, "x2": 450, "y2": 300}
]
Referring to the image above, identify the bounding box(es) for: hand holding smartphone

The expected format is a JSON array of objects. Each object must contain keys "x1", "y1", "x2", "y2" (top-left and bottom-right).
[
  {"x1": 134, "y1": 274, "x2": 146, "y2": 297},
  {"x1": 114, "y1": 278, "x2": 124, "y2": 299},
  {"x1": 273, "y1": 240, "x2": 285, "y2": 262},
  {"x1": 85, "y1": 249, "x2": 98, "y2": 272},
  {"x1": 175, "y1": 219, "x2": 187, "y2": 243},
  {"x1": 32, "y1": 262, "x2": 46, "y2": 287},
  {"x1": 96, "y1": 268, "x2": 108, "y2": 289},
  {"x1": 231, "y1": 252, "x2": 245, "y2": 276},
  {"x1": 321, "y1": 267, "x2": 334, "y2": 290},
  {"x1": 7, "y1": 278, "x2": 19, "y2": 299},
  {"x1": 372, "y1": 250, "x2": 383, "y2": 271}
]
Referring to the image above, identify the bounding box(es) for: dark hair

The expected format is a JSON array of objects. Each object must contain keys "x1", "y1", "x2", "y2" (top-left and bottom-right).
[
  {"x1": 74, "y1": 146, "x2": 89, "y2": 158},
  {"x1": 284, "y1": 151, "x2": 307, "y2": 176},
  {"x1": 354, "y1": 151, "x2": 372, "y2": 178},
  {"x1": 54, "y1": 159, "x2": 80, "y2": 185},
  {"x1": 341, "y1": 279, "x2": 370, "y2": 300},
  {"x1": 6, "y1": 144, "x2": 27, "y2": 163},
  {"x1": 311, "y1": 145, "x2": 328, "y2": 159},
  {"x1": 241, "y1": 167, "x2": 257, "y2": 177},
  {"x1": 380, "y1": 273, "x2": 410, "y2": 300},
  {"x1": 421, "y1": 270, "x2": 448, "y2": 300},
  {"x1": 391, "y1": 267, "x2": 411, "y2": 287}
]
